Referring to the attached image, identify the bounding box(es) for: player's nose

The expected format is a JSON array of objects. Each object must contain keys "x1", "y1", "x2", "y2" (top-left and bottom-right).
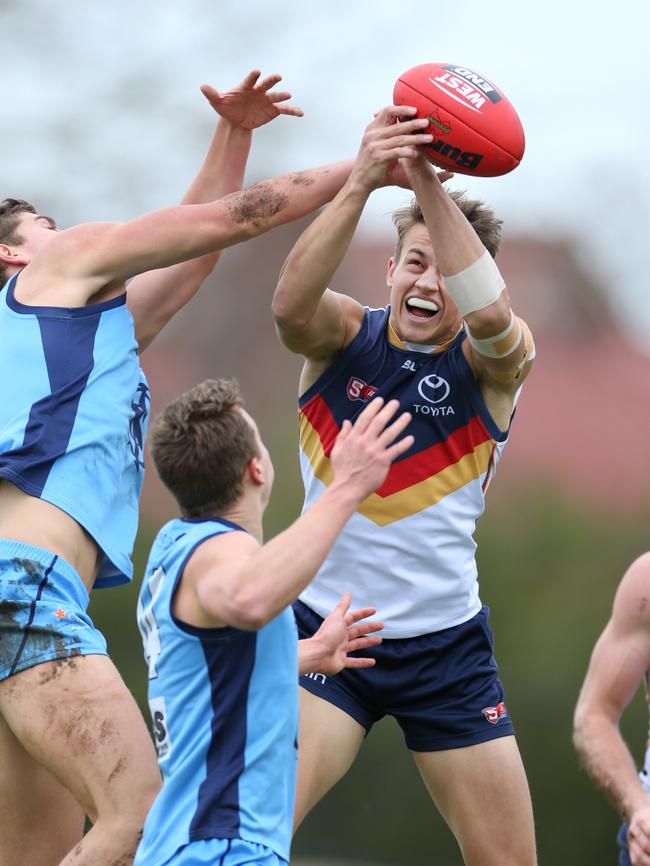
[{"x1": 414, "y1": 268, "x2": 440, "y2": 292}]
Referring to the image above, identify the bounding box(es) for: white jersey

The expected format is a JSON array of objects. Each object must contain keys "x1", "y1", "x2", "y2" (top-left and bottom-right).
[{"x1": 298, "y1": 308, "x2": 517, "y2": 639}]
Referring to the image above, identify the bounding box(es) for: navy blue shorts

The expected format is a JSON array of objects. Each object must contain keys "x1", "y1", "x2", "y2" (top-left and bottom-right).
[
  {"x1": 618, "y1": 823, "x2": 632, "y2": 866},
  {"x1": 294, "y1": 601, "x2": 514, "y2": 751},
  {"x1": 0, "y1": 539, "x2": 107, "y2": 681}
]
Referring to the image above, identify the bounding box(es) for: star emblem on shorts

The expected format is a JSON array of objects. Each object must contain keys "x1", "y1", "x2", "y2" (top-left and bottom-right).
[{"x1": 53, "y1": 608, "x2": 68, "y2": 621}]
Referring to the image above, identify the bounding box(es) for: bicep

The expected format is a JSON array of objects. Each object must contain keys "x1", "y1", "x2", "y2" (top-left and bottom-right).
[
  {"x1": 275, "y1": 290, "x2": 364, "y2": 360},
  {"x1": 190, "y1": 532, "x2": 260, "y2": 625},
  {"x1": 578, "y1": 561, "x2": 650, "y2": 720},
  {"x1": 579, "y1": 623, "x2": 650, "y2": 722},
  {"x1": 72, "y1": 203, "x2": 242, "y2": 291}
]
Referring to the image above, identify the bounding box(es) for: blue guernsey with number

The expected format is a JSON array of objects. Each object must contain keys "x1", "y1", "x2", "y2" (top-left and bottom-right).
[
  {"x1": 0, "y1": 273, "x2": 149, "y2": 587},
  {"x1": 135, "y1": 517, "x2": 299, "y2": 866}
]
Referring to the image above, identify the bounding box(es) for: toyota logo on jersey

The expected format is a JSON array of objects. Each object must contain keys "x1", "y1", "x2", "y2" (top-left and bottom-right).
[{"x1": 417, "y1": 374, "x2": 451, "y2": 404}]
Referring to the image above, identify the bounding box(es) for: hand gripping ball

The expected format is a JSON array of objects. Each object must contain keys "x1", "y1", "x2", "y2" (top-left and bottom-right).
[{"x1": 393, "y1": 62, "x2": 525, "y2": 177}]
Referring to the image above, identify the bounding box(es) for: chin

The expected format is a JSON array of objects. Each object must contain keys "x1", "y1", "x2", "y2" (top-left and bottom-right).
[{"x1": 398, "y1": 319, "x2": 442, "y2": 345}]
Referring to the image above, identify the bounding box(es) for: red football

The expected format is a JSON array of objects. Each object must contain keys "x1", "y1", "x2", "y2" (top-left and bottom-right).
[{"x1": 393, "y1": 62, "x2": 525, "y2": 177}]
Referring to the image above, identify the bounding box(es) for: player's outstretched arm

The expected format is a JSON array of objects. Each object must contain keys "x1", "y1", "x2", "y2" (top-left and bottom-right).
[
  {"x1": 574, "y1": 554, "x2": 650, "y2": 865},
  {"x1": 129, "y1": 70, "x2": 304, "y2": 352},
  {"x1": 186, "y1": 398, "x2": 413, "y2": 631},
  {"x1": 298, "y1": 593, "x2": 383, "y2": 675},
  {"x1": 272, "y1": 106, "x2": 433, "y2": 366},
  {"x1": 23, "y1": 160, "x2": 354, "y2": 309},
  {"x1": 402, "y1": 156, "x2": 534, "y2": 392}
]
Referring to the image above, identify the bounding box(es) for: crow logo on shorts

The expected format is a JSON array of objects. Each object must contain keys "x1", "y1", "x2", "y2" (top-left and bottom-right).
[
  {"x1": 128, "y1": 382, "x2": 150, "y2": 470},
  {"x1": 483, "y1": 701, "x2": 508, "y2": 724}
]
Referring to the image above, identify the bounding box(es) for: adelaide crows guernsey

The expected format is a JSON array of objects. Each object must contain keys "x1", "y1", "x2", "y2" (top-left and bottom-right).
[
  {"x1": 299, "y1": 306, "x2": 517, "y2": 638},
  {"x1": 0, "y1": 273, "x2": 149, "y2": 587},
  {"x1": 135, "y1": 518, "x2": 299, "y2": 866}
]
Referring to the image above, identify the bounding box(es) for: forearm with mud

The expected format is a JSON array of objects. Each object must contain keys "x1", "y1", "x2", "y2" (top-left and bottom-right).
[
  {"x1": 229, "y1": 480, "x2": 363, "y2": 628},
  {"x1": 228, "y1": 160, "x2": 353, "y2": 238},
  {"x1": 574, "y1": 712, "x2": 650, "y2": 819},
  {"x1": 273, "y1": 179, "x2": 370, "y2": 326}
]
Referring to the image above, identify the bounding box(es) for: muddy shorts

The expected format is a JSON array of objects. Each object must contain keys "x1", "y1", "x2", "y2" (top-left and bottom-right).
[{"x1": 0, "y1": 539, "x2": 107, "y2": 681}]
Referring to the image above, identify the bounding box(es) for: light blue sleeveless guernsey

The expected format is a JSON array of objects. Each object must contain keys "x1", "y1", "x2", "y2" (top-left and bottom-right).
[
  {"x1": 135, "y1": 517, "x2": 299, "y2": 866},
  {"x1": 0, "y1": 273, "x2": 149, "y2": 587}
]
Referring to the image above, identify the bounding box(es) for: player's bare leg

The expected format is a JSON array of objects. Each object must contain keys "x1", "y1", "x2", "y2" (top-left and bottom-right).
[
  {"x1": 293, "y1": 689, "x2": 365, "y2": 830},
  {"x1": 0, "y1": 711, "x2": 85, "y2": 866},
  {"x1": 413, "y1": 736, "x2": 537, "y2": 866},
  {"x1": 0, "y1": 653, "x2": 161, "y2": 866}
]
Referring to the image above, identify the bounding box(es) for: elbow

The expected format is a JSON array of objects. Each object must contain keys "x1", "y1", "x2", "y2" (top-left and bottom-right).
[
  {"x1": 464, "y1": 295, "x2": 512, "y2": 337},
  {"x1": 271, "y1": 283, "x2": 303, "y2": 329},
  {"x1": 572, "y1": 701, "x2": 597, "y2": 758}
]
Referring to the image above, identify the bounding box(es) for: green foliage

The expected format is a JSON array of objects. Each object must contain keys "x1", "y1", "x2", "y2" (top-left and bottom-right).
[{"x1": 90, "y1": 487, "x2": 650, "y2": 865}]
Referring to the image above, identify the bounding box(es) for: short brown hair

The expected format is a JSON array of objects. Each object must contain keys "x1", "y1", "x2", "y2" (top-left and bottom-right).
[
  {"x1": 0, "y1": 199, "x2": 37, "y2": 282},
  {"x1": 392, "y1": 191, "x2": 502, "y2": 261},
  {"x1": 150, "y1": 378, "x2": 259, "y2": 518}
]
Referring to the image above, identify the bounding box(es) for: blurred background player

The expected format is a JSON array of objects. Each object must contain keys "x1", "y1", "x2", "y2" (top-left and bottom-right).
[
  {"x1": 574, "y1": 553, "x2": 650, "y2": 866},
  {"x1": 272, "y1": 105, "x2": 537, "y2": 866},
  {"x1": 134, "y1": 380, "x2": 413, "y2": 866},
  {"x1": 0, "y1": 70, "x2": 358, "y2": 866}
]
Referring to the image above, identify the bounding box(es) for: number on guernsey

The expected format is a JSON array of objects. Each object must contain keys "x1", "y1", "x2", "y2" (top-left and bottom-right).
[{"x1": 137, "y1": 566, "x2": 166, "y2": 679}]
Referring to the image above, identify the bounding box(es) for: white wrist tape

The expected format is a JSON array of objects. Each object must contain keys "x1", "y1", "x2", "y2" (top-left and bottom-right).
[
  {"x1": 466, "y1": 311, "x2": 523, "y2": 359},
  {"x1": 443, "y1": 250, "x2": 505, "y2": 316}
]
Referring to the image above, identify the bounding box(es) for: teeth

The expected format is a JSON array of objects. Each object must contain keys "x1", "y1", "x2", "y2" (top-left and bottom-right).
[{"x1": 407, "y1": 298, "x2": 438, "y2": 313}]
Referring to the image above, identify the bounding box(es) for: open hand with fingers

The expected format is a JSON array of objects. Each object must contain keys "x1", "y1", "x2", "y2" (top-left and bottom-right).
[
  {"x1": 201, "y1": 69, "x2": 304, "y2": 130},
  {"x1": 330, "y1": 397, "x2": 413, "y2": 501},
  {"x1": 349, "y1": 106, "x2": 434, "y2": 193},
  {"x1": 300, "y1": 592, "x2": 383, "y2": 676}
]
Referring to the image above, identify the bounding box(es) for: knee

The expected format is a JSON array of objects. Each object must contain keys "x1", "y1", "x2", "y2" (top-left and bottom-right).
[{"x1": 91, "y1": 765, "x2": 161, "y2": 828}]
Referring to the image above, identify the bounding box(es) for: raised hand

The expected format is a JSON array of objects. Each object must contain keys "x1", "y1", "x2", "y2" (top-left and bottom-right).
[
  {"x1": 201, "y1": 69, "x2": 304, "y2": 130},
  {"x1": 307, "y1": 592, "x2": 383, "y2": 676},
  {"x1": 330, "y1": 397, "x2": 413, "y2": 500},
  {"x1": 349, "y1": 106, "x2": 433, "y2": 193}
]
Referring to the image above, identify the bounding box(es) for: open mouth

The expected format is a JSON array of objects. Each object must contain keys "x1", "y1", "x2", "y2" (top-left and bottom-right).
[{"x1": 405, "y1": 297, "x2": 439, "y2": 320}]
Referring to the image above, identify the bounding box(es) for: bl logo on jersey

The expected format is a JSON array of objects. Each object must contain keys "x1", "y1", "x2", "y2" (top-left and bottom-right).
[
  {"x1": 347, "y1": 377, "x2": 379, "y2": 402},
  {"x1": 483, "y1": 701, "x2": 508, "y2": 725}
]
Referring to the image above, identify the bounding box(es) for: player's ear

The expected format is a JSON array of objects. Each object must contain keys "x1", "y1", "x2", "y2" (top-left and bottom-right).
[
  {"x1": 387, "y1": 256, "x2": 397, "y2": 289},
  {"x1": 247, "y1": 456, "x2": 265, "y2": 487},
  {"x1": 0, "y1": 243, "x2": 28, "y2": 267}
]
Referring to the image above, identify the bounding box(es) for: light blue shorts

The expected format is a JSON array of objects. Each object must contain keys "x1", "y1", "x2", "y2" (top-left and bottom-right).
[
  {"x1": 160, "y1": 839, "x2": 287, "y2": 866},
  {"x1": 0, "y1": 538, "x2": 107, "y2": 681}
]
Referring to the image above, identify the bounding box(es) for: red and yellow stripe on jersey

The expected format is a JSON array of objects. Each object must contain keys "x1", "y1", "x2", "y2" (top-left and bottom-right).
[{"x1": 300, "y1": 396, "x2": 496, "y2": 525}]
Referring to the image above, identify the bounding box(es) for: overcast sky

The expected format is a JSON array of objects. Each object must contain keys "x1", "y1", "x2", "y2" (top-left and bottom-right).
[{"x1": 3, "y1": 0, "x2": 649, "y2": 342}]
